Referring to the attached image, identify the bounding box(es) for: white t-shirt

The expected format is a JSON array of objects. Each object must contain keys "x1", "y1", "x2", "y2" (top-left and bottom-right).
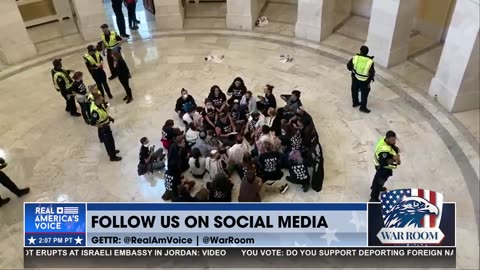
[{"x1": 189, "y1": 157, "x2": 206, "y2": 176}]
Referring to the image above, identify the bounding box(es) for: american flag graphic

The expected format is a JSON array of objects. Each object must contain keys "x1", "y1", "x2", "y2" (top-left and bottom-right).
[
  {"x1": 61, "y1": 207, "x2": 79, "y2": 215},
  {"x1": 381, "y1": 189, "x2": 443, "y2": 228}
]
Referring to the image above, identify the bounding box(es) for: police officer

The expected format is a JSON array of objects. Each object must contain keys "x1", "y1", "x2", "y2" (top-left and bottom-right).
[
  {"x1": 51, "y1": 58, "x2": 81, "y2": 117},
  {"x1": 347, "y1": 45, "x2": 375, "y2": 113},
  {"x1": 0, "y1": 157, "x2": 30, "y2": 207},
  {"x1": 84, "y1": 45, "x2": 113, "y2": 99},
  {"x1": 370, "y1": 130, "x2": 401, "y2": 202},
  {"x1": 100, "y1": 24, "x2": 124, "y2": 80},
  {"x1": 90, "y1": 93, "x2": 122, "y2": 162}
]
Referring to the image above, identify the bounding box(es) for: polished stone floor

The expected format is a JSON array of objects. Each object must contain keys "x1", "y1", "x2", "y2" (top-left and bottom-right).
[{"x1": 0, "y1": 2, "x2": 479, "y2": 270}]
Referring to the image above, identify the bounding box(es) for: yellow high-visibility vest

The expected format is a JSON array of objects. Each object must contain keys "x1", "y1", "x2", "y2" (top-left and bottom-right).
[
  {"x1": 101, "y1": 31, "x2": 119, "y2": 50},
  {"x1": 53, "y1": 71, "x2": 73, "y2": 90},
  {"x1": 90, "y1": 102, "x2": 110, "y2": 126},
  {"x1": 352, "y1": 55, "x2": 374, "y2": 81},
  {"x1": 84, "y1": 52, "x2": 102, "y2": 66},
  {"x1": 373, "y1": 137, "x2": 397, "y2": 169}
]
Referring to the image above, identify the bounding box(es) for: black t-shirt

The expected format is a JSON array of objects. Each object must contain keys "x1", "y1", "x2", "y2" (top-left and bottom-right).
[
  {"x1": 265, "y1": 93, "x2": 277, "y2": 109},
  {"x1": 258, "y1": 151, "x2": 283, "y2": 180},
  {"x1": 175, "y1": 95, "x2": 197, "y2": 113},
  {"x1": 289, "y1": 133, "x2": 302, "y2": 150},
  {"x1": 139, "y1": 145, "x2": 150, "y2": 165},
  {"x1": 230, "y1": 108, "x2": 247, "y2": 123},
  {"x1": 209, "y1": 93, "x2": 226, "y2": 108},
  {"x1": 229, "y1": 87, "x2": 246, "y2": 100},
  {"x1": 216, "y1": 119, "x2": 232, "y2": 134},
  {"x1": 288, "y1": 163, "x2": 310, "y2": 183},
  {"x1": 202, "y1": 107, "x2": 216, "y2": 120},
  {"x1": 162, "y1": 126, "x2": 176, "y2": 141},
  {"x1": 71, "y1": 80, "x2": 87, "y2": 95},
  {"x1": 164, "y1": 170, "x2": 181, "y2": 193}
]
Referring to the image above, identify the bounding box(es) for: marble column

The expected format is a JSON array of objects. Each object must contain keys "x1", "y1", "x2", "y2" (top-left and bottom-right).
[
  {"x1": 366, "y1": 0, "x2": 416, "y2": 67},
  {"x1": 294, "y1": 0, "x2": 335, "y2": 42},
  {"x1": 71, "y1": 0, "x2": 107, "y2": 41},
  {"x1": 0, "y1": 0, "x2": 36, "y2": 64},
  {"x1": 428, "y1": 0, "x2": 480, "y2": 113},
  {"x1": 227, "y1": 0, "x2": 253, "y2": 30},
  {"x1": 155, "y1": 0, "x2": 184, "y2": 30}
]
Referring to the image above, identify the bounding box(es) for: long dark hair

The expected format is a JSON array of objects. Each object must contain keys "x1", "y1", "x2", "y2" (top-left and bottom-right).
[
  {"x1": 228, "y1": 77, "x2": 246, "y2": 91},
  {"x1": 211, "y1": 173, "x2": 231, "y2": 192},
  {"x1": 192, "y1": 148, "x2": 202, "y2": 168},
  {"x1": 209, "y1": 85, "x2": 224, "y2": 96}
]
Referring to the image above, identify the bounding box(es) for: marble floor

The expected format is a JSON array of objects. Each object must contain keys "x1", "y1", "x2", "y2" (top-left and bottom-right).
[{"x1": 0, "y1": 28, "x2": 479, "y2": 269}]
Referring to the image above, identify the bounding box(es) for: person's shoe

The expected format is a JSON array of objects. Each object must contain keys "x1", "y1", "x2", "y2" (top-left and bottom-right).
[
  {"x1": 0, "y1": 197, "x2": 11, "y2": 207},
  {"x1": 352, "y1": 103, "x2": 360, "y2": 107},
  {"x1": 359, "y1": 107, "x2": 371, "y2": 113},
  {"x1": 108, "y1": 75, "x2": 117, "y2": 80},
  {"x1": 302, "y1": 184, "x2": 310, "y2": 192},
  {"x1": 115, "y1": 150, "x2": 120, "y2": 154},
  {"x1": 70, "y1": 112, "x2": 81, "y2": 117},
  {"x1": 123, "y1": 96, "x2": 128, "y2": 101},
  {"x1": 16, "y1": 188, "x2": 30, "y2": 197},
  {"x1": 110, "y1": 156, "x2": 122, "y2": 162},
  {"x1": 126, "y1": 98, "x2": 133, "y2": 104},
  {"x1": 135, "y1": 19, "x2": 141, "y2": 24},
  {"x1": 279, "y1": 184, "x2": 289, "y2": 194},
  {"x1": 120, "y1": 33, "x2": 130, "y2": 38},
  {"x1": 131, "y1": 25, "x2": 139, "y2": 30},
  {"x1": 380, "y1": 186, "x2": 387, "y2": 192},
  {"x1": 107, "y1": 94, "x2": 113, "y2": 99},
  {"x1": 369, "y1": 198, "x2": 380, "y2": 202}
]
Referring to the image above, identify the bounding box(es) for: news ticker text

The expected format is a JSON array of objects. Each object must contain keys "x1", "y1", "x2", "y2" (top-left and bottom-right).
[{"x1": 25, "y1": 247, "x2": 456, "y2": 268}]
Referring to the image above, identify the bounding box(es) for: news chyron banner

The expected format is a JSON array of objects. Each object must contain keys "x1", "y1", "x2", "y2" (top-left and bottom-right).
[{"x1": 24, "y1": 190, "x2": 456, "y2": 268}]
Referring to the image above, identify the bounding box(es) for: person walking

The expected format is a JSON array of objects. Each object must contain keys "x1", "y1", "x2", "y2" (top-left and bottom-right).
[
  {"x1": 0, "y1": 157, "x2": 30, "y2": 207},
  {"x1": 111, "y1": 0, "x2": 130, "y2": 38},
  {"x1": 84, "y1": 45, "x2": 113, "y2": 99},
  {"x1": 112, "y1": 51, "x2": 133, "y2": 103},
  {"x1": 100, "y1": 24, "x2": 124, "y2": 80},
  {"x1": 125, "y1": 0, "x2": 140, "y2": 30},
  {"x1": 51, "y1": 58, "x2": 81, "y2": 117},
  {"x1": 369, "y1": 131, "x2": 400, "y2": 202},
  {"x1": 347, "y1": 45, "x2": 375, "y2": 113},
  {"x1": 89, "y1": 93, "x2": 122, "y2": 162}
]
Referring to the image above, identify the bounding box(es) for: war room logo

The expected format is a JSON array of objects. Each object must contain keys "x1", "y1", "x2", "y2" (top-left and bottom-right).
[{"x1": 377, "y1": 189, "x2": 445, "y2": 245}]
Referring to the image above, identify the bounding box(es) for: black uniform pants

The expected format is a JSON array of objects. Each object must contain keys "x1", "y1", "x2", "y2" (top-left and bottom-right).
[
  {"x1": 119, "y1": 76, "x2": 133, "y2": 98},
  {"x1": 351, "y1": 77, "x2": 371, "y2": 109},
  {"x1": 92, "y1": 69, "x2": 112, "y2": 97},
  {"x1": 78, "y1": 101, "x2": 89, "y2": 123},
  {"x1": 0, "y1": 171, "x2": 22, "y2": 197},
  {"x1": 126, "y1": 2, "x2": 137, "y2": 27},
  {"x1": 112, "y1": 0, "x2": 127, "y2": 35},
  {"x1": 370, "y1": 167, "x2": 392, "y2": 201},
  {"x1": 106, "y1": 50, "x2": 116, "y2": 78},
  {"x1": 99, "y1": 125, "x2": 117, "y2": 158},
  {"x1": 60, "y1": 89, "x2": 77, "y2": 114}
]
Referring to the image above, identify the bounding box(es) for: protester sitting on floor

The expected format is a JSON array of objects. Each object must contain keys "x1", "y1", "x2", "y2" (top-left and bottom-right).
[
  {"x1": 240, "y1": 91, "x2": 257, "y2": 115},
  {"x1": 172, "y1": 184, "x2": 198, "y2": 202},
  {"x1": 215, "y1": 112, "x2": 236, "y2": 147},
  {"x1": 255, "y1": 125, "x2": 274, "y2": 156},
  {"x1": 206, "y1": 149, "x2": 229, "y2": 180},
  {"x1": 162, "y1": 169, "x2": 196, "y2": 201},
  {"x1": 286, "y1": 149, "x2": 310, "y2": 192},
  {"x1": 192, "y1": 130, "x2": 213, "y2": 157},
  {"x1": 238, "y1": 152, "x2": 255, "y2": 179},
  {"x1": 186, "y1": 122, "x2": 199, "y2": 147},
  {"x1": 183, "y1": 106, "x2": 203, "y2": 130},
  {"x1": 175, "y1": 88, "x2": 197, "y2": 118},
  {"x1": 245, "y1": 111, "x2": 266, "y2": 146},
  {"x1": 137, "y1": 137, "x2": 165, "y2": 175},
  {"x1": 227, "y1": 134, "x2": 249, "y2": 168},
  {"x1": 207, "y1": 85, "x2": 227, "y2": 113},
  {"x1": 257, "y1": 84, "x2": 277, "y2": 116},
  {"x1": 207, "y1": 173, "x2": 234, "y2": 202},
  {"x1": 266, "y1": 107, "x2": 282, "y2": 136},
  {"x1": 202, "y1": 99, "x2": 217, "y2": 131},
  {"x1": 278, "y1": 90, "x2": 302, "y2": 121},
  {"x1": 227, "y1": 77, "x2": 247, "y2": 106},
  {"x1": 257, "y1": 141, "x2": 284, "y2": 182},
  {"x1": 168, "y1": 135, "x2": 190, "y2": 173},
  {"x1": 229, "y1": 99, "x2": 248, "y2": 134},
  {"x1": 189, "y1": 148, "x2": 206, "y2": 179},
  {"x1": 238, "y1": 170, "x2": 288, "y2": 202},
  {"x1": 161, "y1": 119, "x2": 182, "y2": 151}
]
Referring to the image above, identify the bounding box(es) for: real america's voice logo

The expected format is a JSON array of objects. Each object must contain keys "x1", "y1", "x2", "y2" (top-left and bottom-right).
[{"x1": 377, "y1": 189, "x2": 445, "y2": 245}]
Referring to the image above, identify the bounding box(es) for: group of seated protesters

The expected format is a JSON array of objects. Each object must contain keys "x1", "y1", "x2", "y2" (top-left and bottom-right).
[{"x1": 138, "y1": 77, "x2": 321, "y2": 202}]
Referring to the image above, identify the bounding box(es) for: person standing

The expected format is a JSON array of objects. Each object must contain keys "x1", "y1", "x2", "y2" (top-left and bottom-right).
[
  {"x1": 112, "y1": 51, "x2": 133, "y2": 103},
  {"x1": 347, "y1": 45, "x2": 375, "y2": 113},
  {"x1": 0, "y1": 157, "x2": 30, "y2": 207},
  {"x1": 111, "y1": 0, "x2": 130, "y2": 38},
  {"x1": 71, "y1": 72, "x2": 90, "y2": 124},
  {"x1": 125, "y1": 0, "x2": 140, "y2": 30},
  {"x1": 84, "y1": 45, "x2": 113, "y2": 99},
  {"x1": 89, "y1": 93, "x2": 122, "y2": 162},
  {"x1": 100, "y1": 24, "x2": 124, "y2": 80},
  {"x1": 51, "y1": 59, "x2": 81, "y2": 117},
  {"x1": 370, "y1": 131, "x2": 400, "y2": 202}
]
